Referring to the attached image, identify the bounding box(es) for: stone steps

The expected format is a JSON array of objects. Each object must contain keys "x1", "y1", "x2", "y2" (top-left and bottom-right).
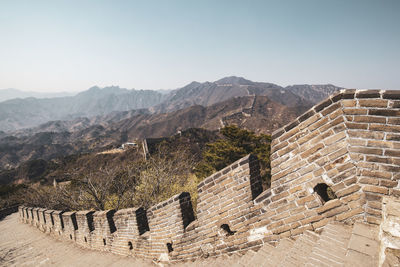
[
  {"x1": 261, "y1": 238, "x2": 296, "y2": 267},
  {"x1": 232, "y1": 249, "x2": 258, "y2": 267},
  {"x1": 344, "y1": 222, "x2": 379, "y2": 267},
  {"x1": 247, "y1": 243, "x2": 275, "y2": 266},
  {"x1": 306, "y1": 222, "x2": 352, "y2": 267},
  {"x1": 176, "y1": 221, "x2": 382, "y2": 267},
  {"x1": 280, "y1": 230, "x2": 321, "y2": 267}
]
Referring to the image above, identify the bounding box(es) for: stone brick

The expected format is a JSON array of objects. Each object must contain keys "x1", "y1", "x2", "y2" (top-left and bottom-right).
[
  {"x1": 308, "y1": 116, "x2": 329, "y2": 132},
  {"x1": 382, "y1": 90, "x2": 400, "y2": 100},
  {"x1": 353, "y1": 115, "x2": 386, "y2": 124},
  {"x1": 348, "y1": 146, "x2": 383, "y2": 156},
  {"x1": 272, "y1": 128, "x2": 285, "y2": 139},
  {"x1": 284, "y1": 119, "x2": 300, "y2": 132},
  {"x1": 315, "y1": 199, "x2": 342, "y2": 214},
  {"x1": 369, "y1": 109, "x2": 400, "y2": 117},
  {"x1": 343, "y1": 108, "x2": 368, "y2": 115},
  {"x1": 366, "y1": 156, "x2": 392, "y2": 165},
  {"x1": 360, "y1": 169, "x2": 392, "y2": 179},
  {"x1": 278, "y1": 126, "x2": 300, "y2": 143},
  {"x1": 336, "y1": 184, "x2": 361, "y2": 198},
  {"x1": 319, "y1": 116, "x2": 345, "y2": 133},
  {"x1": 271, "y1": 140, "x2": 288, "y2": 154},
  {"x1": 385, "y1": 149, "x2": 400, "y2": 157},
  {"x1": 359, "y1": 177, "x2": 379, "y2": 185},
  {"x1": 296, "y1": 195, "x2": 316, "y2": 205},
  {"x1": 356, "y1": 90, "x2": 381, "y2": 98},
  {"x1": 300, "y1": 143, "x2": 325, "y2": 159},
  {"x1": 314, "y1": 98, "x2": 333, "y2": 112},
  {"x1": 329, "y1": 109, "x2": 343, "y2": 120},
  {"x1": 348, "y1": 130, "x2": 385, "y2": 139},
  {"x1": 363, "y1": 185, "x2": 389, "y2": 195},
  {"x1": 277, "y1": 142, "x2": 299, "y2": 157},
  {"x1": 320, "y1": 140, "x2": 347, "y2": 157},
  {"x1": 345, "y1": 122, "x2": 368, "y2": 130},
  {"x1": 298, "y1": 109, "x2": 316, "y2": 123},
  {"x1": 284, "y1": 213, "x2": 305, "y2": 224},
  {"x1": 388, "y1": 117, "x2": 400, "y2": 125},
  {"x1": 341, "y1": 89, "x2": 356, "y2": 99},
  {"x1": 369, "y1": 123, "x2": 400, "y2": 133},
  {"x1": 358, "y1": 99, "x2": 388, "y2": 108},
  {"x1": 336, "y1": 207, "x2": 363, "y2": 221},
  {"x1": 379, "y1": 179, "x2": 398, "y2": 188},
  {"x1": 324, "y1": 205, "x2": 349, "y2": 218},
  {"x1": 321, "y1": 102, "x2": 341, "y2": 116},
  {"x1": 300, "y1": 214, "x2": 324, "y2": 225},
  {"x1": 323, "y1": 131, "x2": 346, "y2": 146},
  {"x1": 312, "y1": 217, "x2": 332, "y2": 229},
  {"x1": 341, "y1": 99, "x2": 357, "y2": 107}
]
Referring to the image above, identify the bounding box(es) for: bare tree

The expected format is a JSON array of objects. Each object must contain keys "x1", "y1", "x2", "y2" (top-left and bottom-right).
[{"x1": 134, "y1": 145, "x2": 195, "y2": 208}]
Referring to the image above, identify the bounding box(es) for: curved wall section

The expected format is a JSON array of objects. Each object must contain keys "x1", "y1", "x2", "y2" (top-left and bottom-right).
[{"x1": 19, "y1": 89, "x2": 400, "y2": 263}]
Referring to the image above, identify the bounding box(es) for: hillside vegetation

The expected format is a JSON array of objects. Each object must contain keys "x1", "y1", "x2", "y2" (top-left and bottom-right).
[{"x1": 1, "y1": 126, "x2": 271, "y2": 211}]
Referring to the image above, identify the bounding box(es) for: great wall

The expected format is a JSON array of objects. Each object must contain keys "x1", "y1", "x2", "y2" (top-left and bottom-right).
[{"x1": 18, "y1": 89, "x2": 400, "y2": 266}]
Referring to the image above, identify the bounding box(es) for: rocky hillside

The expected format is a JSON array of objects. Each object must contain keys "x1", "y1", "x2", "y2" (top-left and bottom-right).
[{"x1": 0, "y1": 95, "x2": 304, "y2": 169}]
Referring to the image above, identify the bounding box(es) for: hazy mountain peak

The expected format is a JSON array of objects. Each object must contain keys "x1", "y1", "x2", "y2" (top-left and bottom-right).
[
  {"x1": 0, "y1": 88, "x2": 75, "y2": 102},
  {"x1": 215, "y1": 76, "x2": 253, "y2": 85}
]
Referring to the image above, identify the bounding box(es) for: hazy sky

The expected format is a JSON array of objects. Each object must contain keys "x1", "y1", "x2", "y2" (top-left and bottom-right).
[{"x1": 0, "y1": 0, "x2": 399, "y2": 92}]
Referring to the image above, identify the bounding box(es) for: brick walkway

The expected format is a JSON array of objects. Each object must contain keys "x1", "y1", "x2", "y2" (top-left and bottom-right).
[{"x1": 0, "y1": 213, "x2": 153, "y2": 267}]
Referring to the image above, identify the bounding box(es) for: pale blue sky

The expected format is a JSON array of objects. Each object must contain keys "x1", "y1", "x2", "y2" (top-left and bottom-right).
[{"x1": 0, "y1": 0, "x2": 399, "y2": 92}]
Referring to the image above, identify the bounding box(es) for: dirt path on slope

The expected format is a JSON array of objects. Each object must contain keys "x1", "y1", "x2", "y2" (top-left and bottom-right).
[{"x1": 0, "y1": 213, "x2": 154, "y2": 267}]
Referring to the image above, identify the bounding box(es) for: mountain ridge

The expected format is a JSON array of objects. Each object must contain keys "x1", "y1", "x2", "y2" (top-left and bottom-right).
[
  {"x1": 0, "y1": 77, "x2": 341, "y2": 133},
  {"x1": 0, "y1": 94, "x2": 307, "y2": 169}
]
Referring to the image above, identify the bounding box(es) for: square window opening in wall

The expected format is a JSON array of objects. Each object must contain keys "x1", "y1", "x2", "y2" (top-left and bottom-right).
[
  {"x1": 106, "y1": 210, "x2": 117, "y2": 233},
  {"x1": 87, "y1": 211, "x2": 95, "y2": 232},
  {"x1": 50, "y1": 213, "x2": 55, "y2": 225},
  {"x1": 314, "y1": 183, "x2": 337, "y2": 203},
  {"x1": 221, "y1": 224, "x2": 236, "y2": 236},
  {"x1": 167, "y1": 242, "x2": 173, "y2": 253},
  {"x1": 135, "y1": 208, "x2": 150, "y2": 235},
  {"x1": 178, "y1": 192, "x2": 195, "y2": 229}
]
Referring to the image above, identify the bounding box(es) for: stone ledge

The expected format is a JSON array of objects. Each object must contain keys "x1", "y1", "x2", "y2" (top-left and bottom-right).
[{"x1": 272, "y1": 89, "x2": 399, "y2": 140}]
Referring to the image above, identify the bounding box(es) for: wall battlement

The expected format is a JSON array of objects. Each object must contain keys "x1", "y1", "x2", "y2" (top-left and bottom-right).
[{"x1": 19, "y1": 89, "x2": 400, "y2": 263}]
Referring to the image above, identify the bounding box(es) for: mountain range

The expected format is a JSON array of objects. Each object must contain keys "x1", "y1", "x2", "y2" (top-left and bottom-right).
[
  {"x1": 0, "y1": 77, "x2": 341, "y2": 133},
  {"x1": 0, "y1": 76, "x2": 343, "y2": 169},
  {"x1": 0, "y1": 86, "x2": 166, "y2": 132},
  {"x1": 0, "y1": 88, "x2": 76, "y2": 103}
]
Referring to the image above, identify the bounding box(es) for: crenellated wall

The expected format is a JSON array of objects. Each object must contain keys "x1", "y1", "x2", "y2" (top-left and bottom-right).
[{"x1": 18, "y1": 89, "x2": 400, "y2": 263}]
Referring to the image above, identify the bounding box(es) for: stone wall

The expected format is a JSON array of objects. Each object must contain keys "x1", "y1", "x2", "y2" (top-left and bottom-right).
[{"x1": 19, "y1": 89, "x2": 400, "y2": 263}]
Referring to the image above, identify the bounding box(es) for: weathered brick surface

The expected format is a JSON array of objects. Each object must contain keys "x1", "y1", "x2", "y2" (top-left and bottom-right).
[
  {"x1": 75, "y1": 210, "x2": 95, "y2": 247},
  {"x1": 271, "y1": 89, "x2": 400, "y2": 228},
  {"x1": 38, "y1": 208, "x2": 47, "y2": 232},
  {"x1": 91, "y1": 210, "x2": 116, "y2": 252},
  {"x1": 19, "y1": 89, "x2": 400, "y2": 262},
  {"x1": 44, "y1": 209, "x2": 55, "y2": 233}
]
